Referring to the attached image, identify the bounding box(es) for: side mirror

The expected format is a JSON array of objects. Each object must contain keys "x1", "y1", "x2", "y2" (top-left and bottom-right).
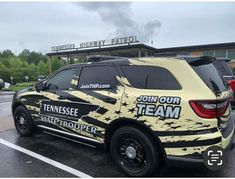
[{"x1": 35, "y1": 81, "x2": 45, "y2": 92}]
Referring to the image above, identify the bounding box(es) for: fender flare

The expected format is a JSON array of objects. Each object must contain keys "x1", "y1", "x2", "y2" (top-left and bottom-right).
[{"x1": 104, "y1": 117, "x2": 166, "y2": 160}]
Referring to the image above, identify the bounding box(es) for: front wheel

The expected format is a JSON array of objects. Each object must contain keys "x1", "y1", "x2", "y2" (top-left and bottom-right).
[
  {"x1": 13, "y1": 106, "x2": 35, "y2": 136},
  {"x1": 110, "y1": 126, "x2": 161, "y2": 176}
]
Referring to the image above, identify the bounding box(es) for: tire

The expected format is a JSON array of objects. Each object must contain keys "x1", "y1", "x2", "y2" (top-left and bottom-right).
[
  {"x1": 110, "y1": 126, "x2": 161, "y2": 176},
  {"x1": 13, "y1": 106, "x2": 35, "y2": 136}
]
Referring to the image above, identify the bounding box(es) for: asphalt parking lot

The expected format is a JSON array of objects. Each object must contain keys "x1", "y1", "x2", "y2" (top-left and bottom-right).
[{"x1": 1, "y1": 92, "x2": 235, "y2": 177}]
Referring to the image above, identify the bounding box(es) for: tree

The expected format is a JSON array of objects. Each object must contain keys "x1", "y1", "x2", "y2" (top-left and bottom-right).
[
  {"x1": 0, "y1": 56, "x2": 10, "y2": 67},
  {"x1": 21, "y1": 60, "x2": 29, "y2": 68},
  {"x1": 19, "y1": 49, "x2": 30, "y2": 61},
  {"x1": 27, "y1": 52, "x2": 47, "y2": 64},
  {"x1": 9, "y1": 57, "x2": 23, "y2": 69},
  {"x1": 27, "y1": 63, "x2": 38, "y2": 82},
  {"x1": 0, "y1": 62, "x2": 11, "y2": 82},
  {"x1": 37, "y1": 60, "x2": 49, "y2": 76},
  {"x1": 19, "y1": 49, "x2": 48, "y2": 65},
  {"x1": 52, "y1": 57, "x2": 66, "y2": 73},
  {"x1": 0, "y1": 49, "x2": 14, "y2": 57},
  {"x1": 0, "y1": 48, "x2": 58, "y2": 83}
]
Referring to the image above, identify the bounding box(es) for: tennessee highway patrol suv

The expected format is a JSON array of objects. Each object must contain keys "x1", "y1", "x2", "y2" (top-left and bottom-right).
[{"x1": 12, "y1": 56, "x2": 234, "y2": 176}]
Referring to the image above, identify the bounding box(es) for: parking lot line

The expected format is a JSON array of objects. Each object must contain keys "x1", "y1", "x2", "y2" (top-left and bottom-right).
[{"x1": 0, "y1": 138, "x2": 92, "y2": 178}]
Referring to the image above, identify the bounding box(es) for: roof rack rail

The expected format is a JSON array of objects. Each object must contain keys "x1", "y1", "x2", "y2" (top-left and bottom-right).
[{"x1": 87, "y1": 55, "x2": 126, "y2": 62}]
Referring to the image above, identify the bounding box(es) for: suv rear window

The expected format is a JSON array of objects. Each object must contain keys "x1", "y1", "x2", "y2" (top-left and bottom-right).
[
  {"x1": 121, "y1": 65, "x2": 181, "y2": 90},
  {"x1": 191, "y1": 63, "x2": 228, "y2": 93}
]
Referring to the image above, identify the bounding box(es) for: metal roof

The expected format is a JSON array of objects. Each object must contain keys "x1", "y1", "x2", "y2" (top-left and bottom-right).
[
  {"x1": 46, "y1": 42, "x2": 235, "y2": 57},
  {"x1": 46, "y1": 43, "x2": 157, "y2": 57},
  {"x1": 157, "y1": 42, "x2": 235, "y2": 52}
]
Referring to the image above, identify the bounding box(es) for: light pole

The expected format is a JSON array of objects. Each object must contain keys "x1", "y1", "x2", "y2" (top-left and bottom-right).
[{"x1": 10, "y1": 76, "x2": 13, "y2": 86}]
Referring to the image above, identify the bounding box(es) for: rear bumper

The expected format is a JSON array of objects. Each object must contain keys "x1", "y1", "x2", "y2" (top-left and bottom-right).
[
  {"x1": 165, "y1": 117, "x2": 234, "y2": 168},
  {"x1": 165, "y1": 135, "x2": 234, "y2": 168},
  {"x1": 221, "y1": 118, "x2": 235, "y2": 149},
  {"x1": 166, "y1": 155, "x2": 204, "y2": 168}
]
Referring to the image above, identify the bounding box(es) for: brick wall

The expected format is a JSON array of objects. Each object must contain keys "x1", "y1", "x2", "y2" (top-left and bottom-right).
[{"x1": 190, "y1": 51, "x2": 204, "y2": 56}]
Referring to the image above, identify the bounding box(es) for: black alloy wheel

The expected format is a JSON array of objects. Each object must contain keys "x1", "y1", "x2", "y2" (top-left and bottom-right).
[
  {"x1": 119, "y1": 138, "x2": 146, "y2": 169},
  {"x1": 110, "y1": 126, "x2": 161, "y2": 176},
  {"x1": 14, "y1": 106, "x2": 34, "y2": 136}
]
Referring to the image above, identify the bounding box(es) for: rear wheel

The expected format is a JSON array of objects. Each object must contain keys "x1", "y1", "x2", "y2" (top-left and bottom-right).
[
  {"x1": 13, "y1": 106, "x2": 34, "y2": 136},
  {"x1": 110, "y1": 126, "x2": 161, "y2": 176}
]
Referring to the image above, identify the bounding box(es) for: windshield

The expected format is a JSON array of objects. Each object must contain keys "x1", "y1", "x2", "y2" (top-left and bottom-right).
[{"x1": 191, "y1": 63, "x2": 228, "y2": 93}]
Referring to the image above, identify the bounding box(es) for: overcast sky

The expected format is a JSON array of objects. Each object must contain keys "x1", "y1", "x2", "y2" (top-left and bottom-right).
[{"x1": 0, "y1": 1, "x2": 235, "y2": 54}]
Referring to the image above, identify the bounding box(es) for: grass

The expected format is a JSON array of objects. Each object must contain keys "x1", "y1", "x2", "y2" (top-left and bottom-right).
[{"x1": 2, "y1": 82, "x2": 35, "y2": 92}]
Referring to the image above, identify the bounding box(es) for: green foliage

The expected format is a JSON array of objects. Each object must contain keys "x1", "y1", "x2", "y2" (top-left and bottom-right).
[
  {"x1": 0, "y1": 62, "x2": 11, "y2": 82},
  {"x1": 0, "y1": 49, "x2": 66, "y2": 83},
  {"x1": 52, "y1": 57, "x2": 66, "y2": 73},
  {"x1": 2, "y1": 82, "x2": 35, "y2": 92},
  {"x1": 75, "y1": 58, "x2": 86, "y2": 64},
  {"x1": 38, "y1": 60, "x2": 49, "y2": 76},
  {"x1": 19, "y1": 49, "x2": 48, "y2": 64},
  {"x1": 19, "y1": 49, "x2": 30, "y2": 60},
  {"x1": 0, "y1": 49, "x2": 14, "y2": 58}
]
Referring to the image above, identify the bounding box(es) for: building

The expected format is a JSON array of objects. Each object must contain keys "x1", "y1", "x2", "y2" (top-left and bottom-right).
[
  {"x1": 46, "y1": 36, "x2": 156, "y2": 74},
  {"x1": 157, "y1": 42, "x2": 235, "y2": 67},
  {"x1": 46, "y1": 38, "x2": 235, "y2": 74},
  {"x1": 47, "y1": 43, "x2": 157, "y2": 59}
]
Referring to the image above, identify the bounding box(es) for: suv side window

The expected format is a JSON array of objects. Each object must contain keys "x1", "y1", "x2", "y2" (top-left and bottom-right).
[
  {"x1": 46, "y1": 68, "x2": 76, "y2": 91},
  {"x1": 78, "y1": 65, "x2": 117, "y2": 90},
  {"x1": 121, "y1": 65, "x2": 181, "y2": 90}
]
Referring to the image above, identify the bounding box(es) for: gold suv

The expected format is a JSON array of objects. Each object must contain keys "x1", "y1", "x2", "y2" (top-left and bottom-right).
[{"x1": 12, "y1": 56, "x2": 234, "y2": 176}]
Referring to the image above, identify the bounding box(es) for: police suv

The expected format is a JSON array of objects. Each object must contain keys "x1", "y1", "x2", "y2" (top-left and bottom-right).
[{"x1": 12, "y1": 56, "x2": 234, "y2": 176}]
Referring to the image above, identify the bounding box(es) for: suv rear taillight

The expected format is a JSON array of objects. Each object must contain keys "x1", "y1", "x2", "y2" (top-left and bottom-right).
[
  {"x1": 228, "y1": 79, "x2": 235, "y2": 92},
  {"x1": 189, "y1": 99, "x2": 230, "y2": 118}
]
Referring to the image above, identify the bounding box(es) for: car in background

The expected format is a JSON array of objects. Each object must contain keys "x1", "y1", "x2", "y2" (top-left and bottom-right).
[
  {"x1": 37, "y1": 75, "x2": 46, "y2": 82},
  {"x1": 212, "y1": 58, "x2": 235, "y2": 108},
  {"x1": 0, "y1": 79, "x2": 4, "y2": 90}
]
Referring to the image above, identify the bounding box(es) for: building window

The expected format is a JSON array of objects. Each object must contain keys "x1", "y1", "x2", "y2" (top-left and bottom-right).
[
  {"x1": 178, "y1": 51, "x2": 190, "y2": 56},
  {"x1": 215, "y1": 50, "x2": 226, "y2": 58},
  {"x1": 228, "y1": 50, "x2": 235, "y2": 59},
  {"x1": 204, "y1": 51, "x2": 214, "y2": 57}
]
